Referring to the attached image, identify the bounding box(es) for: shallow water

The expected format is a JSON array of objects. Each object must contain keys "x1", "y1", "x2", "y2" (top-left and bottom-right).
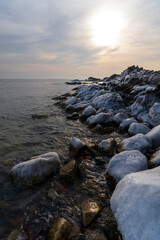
[{"x1": 0, "y1": 79, "x2": 113, "y2": 239}]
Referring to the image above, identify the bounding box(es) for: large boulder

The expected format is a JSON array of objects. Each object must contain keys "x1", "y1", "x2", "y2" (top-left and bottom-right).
[
  {"x1": 148, "y1": 102, "x2": 160, "y2": 127},
  {"x1": 146, "y1": 125, "x2": 160, "y2": 146},
  {"x1": 111, "y1": 167, "x2": 160, "y2": 240},
  {"x1": 121, "y1": 134, "x2": 152, "y2": 153},
  {"x1": 107, "y1": 150, "x2": 147, "y2": 182},
  {"x1": 92, "y1": 92, "x2": 123, "y2": 110},
  {"x1": 128, "y1": 123, "x2": 150, "y2": 135},
  {"x1": 10, "y1": 152, "x2": 60, "y2": 185}
]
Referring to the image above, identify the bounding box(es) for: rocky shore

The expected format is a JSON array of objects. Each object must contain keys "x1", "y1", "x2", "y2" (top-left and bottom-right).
[{"x1": 8, "y1": 66, "x2": 160, "y2": 240}]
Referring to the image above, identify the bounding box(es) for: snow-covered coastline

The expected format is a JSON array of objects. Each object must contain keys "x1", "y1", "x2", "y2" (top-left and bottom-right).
[{"x1": 9, "y1": 65, "x2": 160, "y2": 240}]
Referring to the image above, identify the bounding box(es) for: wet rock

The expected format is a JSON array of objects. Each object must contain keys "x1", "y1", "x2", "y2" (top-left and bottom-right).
[
  {"x1": 121, "y1": 133, "x2": 152, "y2": 153},
  {"x1": 148, "y1": 102, "x2": 160, "y2": 127},
  {"x1": 67, "y1": 113, "x2": 79, "y2": 120},
  {"x1": 49, "y1": 218, "x2": 71, "y2": 240},
  {"x1": 69, "y1": 226, "x2": 81, "y2": 239},
  {"x1": 82, "y1": 200, "x2": 101, "y2": 227},
  {"x1": 113, "y1": 112, "x2": 128, "y2": 125},
  {"x1": 60, "y1": 160, "x2": 77, "y2": 183},
  {"x1": 70, "y1": 137, "x2": 86, "y2": 156},
  {"x1": 91, "y1": 125, "x2": 114, "y2": 134},
  {"x1": 48, "y1": 189, "x2": 59, "y2": 200},
  {"x1": 128, "y1": 123, "x2": 150, "y2": 135},
  {"x1": 65, "y1": 97, "x2": 78, "y2": 106},
  {"x1": 97, "y1": 207, "x2": 122, "y2": 240},
  {"x1": 10, "y1": 152, "x2": 60, "y2": 185},
  {"x1": 97, "y1": 139, "x2": 115, "y2": 156},
  {"x1": 85, "y1": 230, "x2": 107, "y2": 240},
  {"x1": 146, "y1": 125, "x2": 160, "y2": 147},
  {"x1": 119, "y1": 118, "x2": 137, "y2": 130},
  {"x1": 107, "y1": 150, "x2": 148, "y2": 182},
  {"x1": 31, "y1": 114, "x2": 50, "y2": 119},
  {"x1": 7, "y1": 229, "x2": 21, "y2": 240}
]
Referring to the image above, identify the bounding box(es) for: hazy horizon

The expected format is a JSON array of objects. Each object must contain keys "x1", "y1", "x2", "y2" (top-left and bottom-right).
[{"x1": 0, "y1": 0, "x2": 160, "y2": 79}]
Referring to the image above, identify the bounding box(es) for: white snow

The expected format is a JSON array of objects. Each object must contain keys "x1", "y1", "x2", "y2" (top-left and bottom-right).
[
  {"x1": 10, "y1": 152, "x2": 60, "y2": 185},
  {"x1": 111, "y1": 166, "x2": 160, "y2": 240},
  {"x1": 107, "y1": 150, "x2": 147, "y2": 182},
  {"x1": 121, "y1": 133, "x2": 152, "y2": 153}
]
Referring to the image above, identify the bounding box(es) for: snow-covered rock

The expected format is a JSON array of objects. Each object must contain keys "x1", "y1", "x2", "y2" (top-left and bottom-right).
[
  {"x1": 128, "y1": 123, "x2": 150, "y2": 135},
  {"x1": 82, "y1": 106, "x2": 96, "y2": 118},
  {"x1": 119, "y1": 118, "x2": 137, "y2": 130},
  {"x1": 121, "y1": 133, "x2": 152, "y2": 153},
  {"x1": 87, "y1": 113, "x2": 113, "y2": 127},
  {"x1": 92, "y1": 92, "x2": 123, "y2": 110},
  {"x1": 65, "y1": 97, "x2": 78, "y2": 106},
  {"x1": 148, "y1": 102, "x2": 160, "y2": 127},
  {"x1": 146, "y1": 125, "x2": 160, "y2": 146},
  {"x1": 10, "y1": 152, "x2": 60, "y2": 185},
  {"x1": 111, "y1": 167, "x2": 160, "y2": 240},
  {"x1": 149, "y1": 149, "x2": 160, "y2": 167},
  {"x1": 107, "y1": 150, "x2": 147, "y2": 182},
  {"x1": 70, "y1": 137, "x2": 85, "y2": 156},
  {"x1": 113, "y1": 113, "x2": 128, "y2": 125}
]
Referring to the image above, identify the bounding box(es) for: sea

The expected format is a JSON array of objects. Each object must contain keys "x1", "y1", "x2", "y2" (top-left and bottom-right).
[{"x1": 0, "y1": 78, "x2": 103, "y2": 238}]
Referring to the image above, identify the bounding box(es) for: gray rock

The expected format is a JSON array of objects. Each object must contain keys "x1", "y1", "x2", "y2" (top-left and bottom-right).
[
  {"x1": 107, "y1": 150, "x2": 148, "y2": 182},
  {"x1": 121, "y1": 134, "x2": 152, "y2": 153},
  {"x1": 87, "y1": 113, "x2": 113, "y2": 127},
  {"x1": 82, "y1": 106, "x2": 96, "y2": 118},
  {"x1": 128, "y1": 123, "x2": 150, "y2": 135}
]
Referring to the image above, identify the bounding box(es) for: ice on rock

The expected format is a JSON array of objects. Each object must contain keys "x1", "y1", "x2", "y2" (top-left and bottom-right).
[
  {"x1": 121, "y1": 133, "x2": 152, "y2": 153},
  {"x1": 82, "y1": 106, "x2": 96, "y2": 118},
  {"x1": 128, "y1": 123, "x2": 150, "y2": 135},
  {"x1": 113, "y1": 113, "x2": 128, "y2": 125},
  {"x1": 120, "y1": 118, "x2": 137, "y2": 130},
  {"x1": 148, "y1": 102, "x2": 160, "y2": 127},
  {"x1": 10, "y1": 152, "x2": 60, "y2": 185},
  {"x1": 147, "y1": 125, "x2": 160, "y2": 146},
  {"x1": 107, "y1": 150, "x2": 147, "y2": 182},
  {"x1": 87, "y1": 113, "x2": 113, "y2": 127},
  {"x1": 111, "y1": 167, "x2": 160, "y2": 240},
  {"x1": 92, "y1": 92, "x2": 123, "y2": 110}
]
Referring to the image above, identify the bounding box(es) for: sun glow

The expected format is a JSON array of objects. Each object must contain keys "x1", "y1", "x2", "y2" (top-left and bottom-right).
[{"x1": 90, "y1": 11, "x2": 125, "y2": 47}]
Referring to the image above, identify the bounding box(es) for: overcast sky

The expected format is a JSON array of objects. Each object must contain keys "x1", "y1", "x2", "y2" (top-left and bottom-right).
[{"x1": 0, "y1": 0, "x2": 160, "y2": 79}]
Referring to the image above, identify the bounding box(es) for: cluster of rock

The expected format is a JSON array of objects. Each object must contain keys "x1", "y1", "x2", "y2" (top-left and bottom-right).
[
  {"x1": 9, "y1": 66, "x2": 160, "y2": 240},
  {"x1": 61, "y1": 66, "x2": 160, "y2": 240}
]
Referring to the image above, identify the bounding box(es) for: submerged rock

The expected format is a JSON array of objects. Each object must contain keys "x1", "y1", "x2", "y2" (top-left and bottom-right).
[
  {"x1": 82, "y1": 200, "x2": 101, "y2": 227},
  {"x1": 49, "y1": 218, "x2": 71, "y2": 240},
  {"x1": 111, "y1": 167, "x2": 160, "y2": 240},
  {"x1": 107, "y1": 150, "x2": 147, "y2": 182},
  {"x1": 10, "y1": 152, "x2": 60, "y2": 185}
]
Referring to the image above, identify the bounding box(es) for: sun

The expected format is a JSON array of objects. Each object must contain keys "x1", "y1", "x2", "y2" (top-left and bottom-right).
[{"x1": 90, "y1": 11, "x2": 125, "y2": 47}]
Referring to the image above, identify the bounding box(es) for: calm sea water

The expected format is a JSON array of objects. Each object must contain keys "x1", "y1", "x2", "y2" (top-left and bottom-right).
[{"x1": 0, "y1": 78, "x2": 104, "y2": 238}]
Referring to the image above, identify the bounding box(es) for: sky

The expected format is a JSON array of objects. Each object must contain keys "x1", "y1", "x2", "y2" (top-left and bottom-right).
[{"x1": 0, "y1": 0, "x2": 160, "y2": 79}]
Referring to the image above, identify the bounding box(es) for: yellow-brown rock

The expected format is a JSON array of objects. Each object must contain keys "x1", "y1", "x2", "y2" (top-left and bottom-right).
[
  {"x1": 49, "y1": 218, "x2": 71, "y2": 240},
  {"x1": 60, "y1": 160, "x2": 77, "y2": 183},
  {"x1": 82, "y1": 200, "x2": 101, "y2": 227}
]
